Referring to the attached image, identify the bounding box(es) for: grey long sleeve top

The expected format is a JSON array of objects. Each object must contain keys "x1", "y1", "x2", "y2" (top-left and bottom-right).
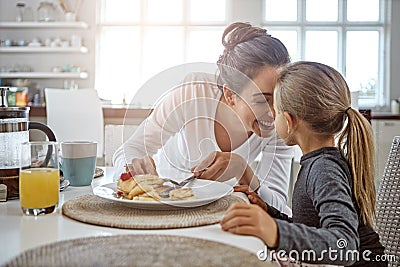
[{"x1": 275, "y1": 147, "x2": 360, "y2": 266}]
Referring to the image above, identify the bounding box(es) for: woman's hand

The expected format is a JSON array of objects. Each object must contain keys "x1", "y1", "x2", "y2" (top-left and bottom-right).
[
  {"x1": 234, "y1": 185, "x2": 268, "y2": 212},
  {"x1": 191, "y1": 151, "x2": 259, "y2": 190},
  {"x1": 127, "y1": 156, "x2": 158, "y2": 176},
  {"x1": 220, "y1": 203, "x2": 279, "y2": 248}
]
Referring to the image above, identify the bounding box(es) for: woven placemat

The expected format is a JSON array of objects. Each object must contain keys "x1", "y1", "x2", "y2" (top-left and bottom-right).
[
  {"x1": 4, "y1": 234, "x2": 269, "y2": 267},
  {"x1": 62, "y1": 194, "x2": 245, "y2": 229}
]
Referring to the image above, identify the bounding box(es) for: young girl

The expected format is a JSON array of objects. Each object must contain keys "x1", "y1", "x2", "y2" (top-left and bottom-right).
[{"x1": 221, "y1": 61, "x2": 386, "y2": 266}]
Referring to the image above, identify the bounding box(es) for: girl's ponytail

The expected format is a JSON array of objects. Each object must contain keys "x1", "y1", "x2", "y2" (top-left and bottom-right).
[{"x1": 338, "y1": 108, "x2": 376, "y2": 226}]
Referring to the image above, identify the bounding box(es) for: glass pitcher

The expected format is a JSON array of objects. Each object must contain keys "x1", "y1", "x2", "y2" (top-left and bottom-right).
[
  {"x1": 37, "y1": 1, "x2": 57, "y2": 22},
  {"x1": 0, "y1": 87, "x2": 56, "y2": 201}
]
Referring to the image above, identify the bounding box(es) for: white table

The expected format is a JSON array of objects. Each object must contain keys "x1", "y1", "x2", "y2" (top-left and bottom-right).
[{"x1": 0, "y1": 167, "x2": 268, "y2": 265}]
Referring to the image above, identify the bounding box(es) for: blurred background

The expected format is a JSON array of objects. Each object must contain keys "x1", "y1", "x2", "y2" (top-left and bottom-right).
[{"x1": 0, "y1": 0, "x2": 399, "y2": 110}]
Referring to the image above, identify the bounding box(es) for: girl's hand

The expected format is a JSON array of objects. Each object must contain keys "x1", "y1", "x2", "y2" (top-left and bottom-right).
[
  {"x1": 191, "y1": 152, "x2": 259, "y2": 190},
  {"x1": 128, "y1": 156, "x2": 158, "y2": 176},
  {"x1": 234, "y1": 185, "x2": 268, "y2": 212},
  {"x1": 220, "y1": 203, "x2": 279, "y2": 248}
]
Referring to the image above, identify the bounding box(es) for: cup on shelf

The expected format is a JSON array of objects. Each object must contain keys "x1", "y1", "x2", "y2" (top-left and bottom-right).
[
  {"x1": 28, "y1": 37, "x2": 41, "y2": 47},
  {"x1": 60, "y1": 40, "x2": 70, "y2": 48},
  {"x1": 70, "y1": 35, "x2": 82, "y2": 48},
  {"x1": 64, "y1": 12, "x2": 76, "y2": 22},
  {"x1": 52, "y1": 37, "x2": 61, "y2": 47},
  {"x1": 44, "y1": 38, "x2": 52, "y2": 47},
  {"x1": 17, "y1": 40, "x2": 26, "y2": 46},
  {"x1": 4, "y1": 39, "x2": 13, "y2": 47},
  {"x1": 51, "y1": 66, "x2": 62, "y2": 72},
  {"x1": 391, "y1": 99, "x2": 400, "y2": 115}
]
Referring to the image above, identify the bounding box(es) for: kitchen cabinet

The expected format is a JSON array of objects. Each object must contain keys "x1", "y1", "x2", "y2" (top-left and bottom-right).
[
  {"x1": 372, "y1": 119, "x2": 400, "y2": 185},
  {"x1": 0, "y1": 21, "x2": 89, "y2": 88}
]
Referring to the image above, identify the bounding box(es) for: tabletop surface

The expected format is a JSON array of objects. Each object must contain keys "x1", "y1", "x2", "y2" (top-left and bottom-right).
[{"x1": 0, "y1": 167, "x2": 271, "y2": 266}]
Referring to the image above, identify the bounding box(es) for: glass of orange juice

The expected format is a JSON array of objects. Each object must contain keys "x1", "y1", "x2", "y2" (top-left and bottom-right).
[{"x1": 19, "y1": 141, "x2": 59, "y2": 216}]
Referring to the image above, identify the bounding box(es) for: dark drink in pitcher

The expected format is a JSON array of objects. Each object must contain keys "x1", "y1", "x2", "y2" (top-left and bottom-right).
[{"x1": 0, "y1": 168, "x2": 20, "y2": 200}]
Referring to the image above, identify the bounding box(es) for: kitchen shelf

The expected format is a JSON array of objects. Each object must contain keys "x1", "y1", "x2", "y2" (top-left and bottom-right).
[
  {"x1": 0, "y1": 20, "x2": 90, "y2": 86},
  {"x1": 0, "y1": 46, "x2": 88, "y2": 53},
  {"x1": 0, "y1": 21, "x2": 88, "y2": 29},
  {"x1": 0, "y1": 72, "x2": 88, "y2": 79}
]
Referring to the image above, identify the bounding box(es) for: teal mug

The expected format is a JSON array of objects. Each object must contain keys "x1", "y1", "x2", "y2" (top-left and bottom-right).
[{"x1": 60, "y1": 141, "x2": 97, "y2": 186}]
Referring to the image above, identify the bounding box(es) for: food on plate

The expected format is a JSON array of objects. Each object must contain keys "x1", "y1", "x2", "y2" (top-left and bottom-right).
[
  {"x1": 127, "y1": 183, "x2": 154, "y2": 199},
  {"x1": 116, "y1": 171, "x2": 196, "y2": 201},
  {"x1": 117, "y1": 174, "x2": 161, "y2": 201},
  {"x1": 169, "y1": 188, "x2": 195, "y2": 201},
  {"x1": 154, "y1": 185, "x2": 172, "y2": 195},
  {"x1": 134, "y1": 174, "x2": 165, "y2": 187},
  {"x1": 116, "y1": 176, "x2": 136, "y2": 193},
  {"x1": 132, "y1": 189, "x2": 161, "y2": 201},
  {"x1": 120, "y1": 171, "x2": 133, "y2": 181},
  {"x1": 132, "y1": 195, "x2": 157, "y2": 201}
]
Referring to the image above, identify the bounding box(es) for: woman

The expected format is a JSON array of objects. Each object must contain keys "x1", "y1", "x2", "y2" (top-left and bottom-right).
[{"x1": 113, "y1": 22, "x2": 294, "y2": 211}]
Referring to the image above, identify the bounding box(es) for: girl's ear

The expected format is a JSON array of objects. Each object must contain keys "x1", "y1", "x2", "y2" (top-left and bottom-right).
[
  {"x1": 284, "y1": 112, "x2": 297, "y2": 131},
  {"x1": 223, "y1": 85, "x2": 236, "y2": 106}
]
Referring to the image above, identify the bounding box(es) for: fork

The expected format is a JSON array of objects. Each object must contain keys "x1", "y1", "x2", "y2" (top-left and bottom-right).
[
  {"x1": 177, "y1": 175, "x2": 197, "y2": 186},
  {"x1": 162, "y1": 178, "x2": 180, "y2": 186},
  {"x1": 159, "y1": 175, "x2": 198, "y2": 198}
]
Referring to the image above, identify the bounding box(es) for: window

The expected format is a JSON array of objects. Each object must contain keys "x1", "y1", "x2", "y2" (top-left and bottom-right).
[
  {"x1": 96, "y1": 0, "x2": 226, "y2": 105},
  {"x1": 263, "y1": 0, "x2": 390, "y2": 108},
  {"x1": 96, "y1": 0, "x2": 391, "y2": 108}
]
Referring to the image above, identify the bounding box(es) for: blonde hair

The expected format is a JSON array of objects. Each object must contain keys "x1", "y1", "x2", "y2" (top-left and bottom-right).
[{"x1": 274, "y1": 61, "x2": 376, "y2": 226}]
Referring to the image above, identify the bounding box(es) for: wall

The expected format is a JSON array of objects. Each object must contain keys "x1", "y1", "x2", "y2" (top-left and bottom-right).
[{"x1": 390, "y1": 0, "x2": 400, "y2": 100}]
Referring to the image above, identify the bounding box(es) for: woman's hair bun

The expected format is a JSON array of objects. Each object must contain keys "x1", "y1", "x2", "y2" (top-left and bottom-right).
[{"x1": 222, "y1": 22, "x2": 269, "y2": 51}]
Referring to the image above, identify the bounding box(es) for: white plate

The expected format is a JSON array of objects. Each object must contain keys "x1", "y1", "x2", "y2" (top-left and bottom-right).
[{"x1": 92, "y1": 179, "x2": 233, "y2": 210}]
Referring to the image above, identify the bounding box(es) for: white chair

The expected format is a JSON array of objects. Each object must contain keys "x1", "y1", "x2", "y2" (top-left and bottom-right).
[
  {"x1": 104, "y1": 124, "x2": 138, "y2": 166},
  {"x1": 45, "y1": 88, "x2": 104, "y2": 158}
]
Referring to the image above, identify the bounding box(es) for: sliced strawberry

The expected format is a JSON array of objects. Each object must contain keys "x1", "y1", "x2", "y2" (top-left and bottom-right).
[{"x1": 120, "y1": 172, "x2": 132, "y2": 181}]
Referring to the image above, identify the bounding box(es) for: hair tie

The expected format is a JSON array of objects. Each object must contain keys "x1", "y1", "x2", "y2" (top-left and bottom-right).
[{"x1": 344, "y1": 106, "x2": 352, "y2": 115}]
